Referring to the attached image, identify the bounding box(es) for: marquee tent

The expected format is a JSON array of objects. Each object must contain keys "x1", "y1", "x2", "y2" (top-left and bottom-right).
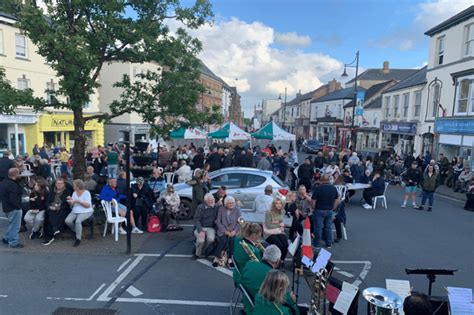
[
  {"x1": 208, "y1": 122, "x2": 251, "y2": 141},
  {"x1": 251, "y1": 121, "x2": 296, "y2": 141},
  {"x1": 169, "y1": 127, "x2": 207, "y2": 139}
]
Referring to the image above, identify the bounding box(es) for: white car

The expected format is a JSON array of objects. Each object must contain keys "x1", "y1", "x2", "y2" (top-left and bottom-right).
[{"x1": 173, "y1": 167, "x2": 289, "y2": 220}]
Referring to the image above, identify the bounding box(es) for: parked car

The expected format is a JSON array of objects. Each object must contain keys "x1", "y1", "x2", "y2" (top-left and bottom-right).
[
  {"x1": 173, "y1": 167, "x2": 289, "y2": 220},
  {"x1": 302, "y1": 139, "x2": 322, "y2": 153}
]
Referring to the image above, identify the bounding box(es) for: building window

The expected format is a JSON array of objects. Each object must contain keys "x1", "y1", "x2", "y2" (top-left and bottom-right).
[
  {"x1": 392, "y1": 95, "x2": 400, "y2": 118},
  {"x1": 17, "y1": 76, "x2": 29, "y2": 90},
  {"x1": 436, "y1": 36, "x2": 445, "y2": 65},
  {"x1": 402, "y1": 93, "x2": 409, "y2": 118},
  {"x1": 384, "y1": 96, "x2": 390, "y2": 118},
  {"x1": 413, "y1": 91, "x2": 422, "y2": 118},
  {"x1": 431, "y1": 83, "x2": 441, "y2": 117},
  {"x1": 15, "y1": 33, "x2": 27, "y2": 58},
  {"x1": 465, "y1": 24, "x2": 474, "y2": 56},
  {"x1": 455, "y1": 76, "x2": 474, "y2": 115},
  {"x1": 46, "y1": 81, "x2": 56, "y2": 104},
  {"x1": 0, "y1": 29, "x2": 3, "y2": 55}
]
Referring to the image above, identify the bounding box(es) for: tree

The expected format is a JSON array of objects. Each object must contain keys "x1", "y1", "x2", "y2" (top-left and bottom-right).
[{"x1": 0, "y1": 0, "x2": 220, "y2": 179}]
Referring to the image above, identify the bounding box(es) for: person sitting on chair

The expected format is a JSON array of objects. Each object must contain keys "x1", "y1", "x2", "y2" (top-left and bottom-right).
[
  {"x1": 65, "y1": 179, "x2": 94, "y2": 247},
  {"x1": 213, "y1": 196, "x2": 241, "y2": 268},
  {"x1": 264, "y1": 198, "x2": 289, "y2": 263},
  {"x1": 193, "y1": 193, "x2": 218, "y2": 259},
  {"x1": 253, "y1": 270, "x2": 300, "y2": 315},
  {"x1": 464, "y1": 178, "x2": 474, "y2": 211},
  {"x1": 99, "y1": 178, "x2": 143, "y2": 234},
  {"x1": 157, "y1": 185, "x2": 181, "y2": 231},
  {"x1": 362, "y1": 170, "x2": 385, "y2": 209},
  {"x1": 42, "y1": 178, "x2": 72, "y2": 245},
  {"x1": 233, "y1": 222, "x2": 263, "y2": 271},
  {"x1": 252, "y1": 185, "x2": 274, "y2": 213},
  {"x1": 131, "y1": 177, "x2": 155, "y2": 231}
]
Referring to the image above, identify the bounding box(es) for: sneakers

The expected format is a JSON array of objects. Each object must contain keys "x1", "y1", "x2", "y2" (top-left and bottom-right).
[
  {"x1": 53, "y1": 230, "x2": 61, "y2": 236},
  {"x1": 412, "y1": 204, "x2": 418, "y2": 209},
  {"x1": 417, "y1": 206, "x2": 424, "y2": 211},
  {"x1": 427, "y1": 207, "x2": 432, "y2": 212},
  {"x1": 119, "y1": 227, "x2": 127, "y2": 235},
  {"x1": 42, "y1": 237, "x2": 55, "y2": 246},
  {"x1": 362, "y1": 203, "x2": 372, "y2": 209},
  {"x1": 74, "y1": 239, "x2": 81, "y2": 247},
  {"x1": 401, "y1": 203, "x2": 406, "y2": 208},
  {"x1": 132, "y1": 227, "x2": 144, "y2": 234}
]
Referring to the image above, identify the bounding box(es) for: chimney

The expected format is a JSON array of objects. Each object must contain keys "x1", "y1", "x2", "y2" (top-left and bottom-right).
[
  {"x1": 328, "y1": 79, "x2": 338, "y2": 92},
  {"x1": 383, "y1": 61, "x2": 389, "y2": 73}
]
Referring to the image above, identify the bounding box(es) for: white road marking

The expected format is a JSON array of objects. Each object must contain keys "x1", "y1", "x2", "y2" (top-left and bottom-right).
[
  {"x1": 0, "y1": 295, "x2": 8, "y2": 298},
  {"x1": 333, "y1": 267, "x2": 354, "y2": 278},
  {"x1": 97, "y1": 255, "x2": 144, "y2": 302},
  {"x1": 115, "y1": 297, "x2": 237, "y2": 307},
  {"x1": 87, "y1": 283, "x2": 107, "y2": 301},
  {"x1": 117, "y1": 258, "x2": 131, "y2": 272},
  {"x1": 45, "y1": 283, "x2": 107, "y2": 301},
  {"x1": 196, "y1": 259, "x2": 233, "y2": 277},
  {"x1": 126, "y1": 285, "x2": 144, "y2": 297},
  {"x1": 352, "y1": 261, "x2": 371, "y2": 287},
  {"x1": 134, "y1": 253, "x2": 193, "y2": 258}
]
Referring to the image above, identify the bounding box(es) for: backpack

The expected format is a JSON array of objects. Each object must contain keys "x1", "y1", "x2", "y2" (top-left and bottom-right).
[{"x1": 147, "y1": 215, "x2": 161, "y2": 233}]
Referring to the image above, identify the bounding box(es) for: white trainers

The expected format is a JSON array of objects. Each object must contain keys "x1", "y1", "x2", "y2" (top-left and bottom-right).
[
  {"x1": 412, "y1": 204, "x2": 418, "y2": 209},
  {"x1": 132, "y1": 227, "x2": 144, "y2": 234},
  {"x1": 119, "y1": 227, "x2": 127, "y2": 235},
  {"x1": 363, "y1": 203, "x2": 372, "y2": 209},
  {"x1": 401, "y1": 203, "x2": 406, "y2": 208}
]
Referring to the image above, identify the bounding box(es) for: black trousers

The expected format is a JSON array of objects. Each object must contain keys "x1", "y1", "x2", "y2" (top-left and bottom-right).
[
  {"x1": 44, "y1": 209, "x2": 69, "y2": 238},
  {"x1": 266, "y1": 234, "x2": 288, "y2": 260},
  {"x1": 133, "y1": 206, "x2": 149, "y2": 230},
  {"x1": 289, "y1": 216, "x2": 303, "y2": 241},
  {"x1": 214, "y1": 235, "x2": 235, "y2": 258},
  {"x1": 363, "y1": 189, "x2": 382, "y2": 205},
  {"x1": 334, "y1": 218, "x2": 343, "y2": 239}
]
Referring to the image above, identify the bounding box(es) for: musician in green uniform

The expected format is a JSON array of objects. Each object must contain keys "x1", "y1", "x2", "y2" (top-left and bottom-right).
[
  {"x1": 253, "y1": 270, "x2": 300, "y2": 315},
  {"x1": 233, "y1": 222, "x2": 264, "y2": 272},
  {"x1": 241, "y1": 245, "x2": 300, "y2": 315}
]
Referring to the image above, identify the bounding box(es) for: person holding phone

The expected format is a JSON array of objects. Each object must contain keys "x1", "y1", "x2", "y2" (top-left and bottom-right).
[
  {"x1": 65, "y1": 179, "x2": 93, "y2": 247},
  {"x1": 24, "y1": 179, "x2": 49, "y2": 240}
]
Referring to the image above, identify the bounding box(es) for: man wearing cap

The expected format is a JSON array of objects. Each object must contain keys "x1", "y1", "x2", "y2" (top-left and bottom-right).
[
  {"x1": 252, "y1": 185, "x2": 274, "y2": 213},
  {"x1": 131, "y1": 177, "x2": 154, "y2": 231}
]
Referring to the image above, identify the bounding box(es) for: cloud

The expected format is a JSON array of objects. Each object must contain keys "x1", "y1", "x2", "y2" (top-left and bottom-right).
[
  {"x1": 274, "y1": 32, "x2": 312, "y2": 47},
  {"x1": 415, "y1": 0, "x2": 473, "y2": 30},
  {"x1": 184, "y1": 18, "x2": 343, "y2": 116}
]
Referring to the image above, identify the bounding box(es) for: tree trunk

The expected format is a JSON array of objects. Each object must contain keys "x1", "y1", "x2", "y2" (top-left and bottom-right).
[{"x1": 72, "y1": 107, "x2": 86, "y2": 180}]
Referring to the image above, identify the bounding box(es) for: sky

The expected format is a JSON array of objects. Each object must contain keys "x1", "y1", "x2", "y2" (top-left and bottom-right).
[{"x1": 182, "y1": 0, "x2": 473, "y2": 117}]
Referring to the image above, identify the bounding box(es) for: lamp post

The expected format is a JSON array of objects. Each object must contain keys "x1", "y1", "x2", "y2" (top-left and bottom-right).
[
  {"x1": 278, "y1": 87, "x2": 287, "y2": 130},
  {"x1": 341, "y1": 51, "x2": 360, "y2": 150}
]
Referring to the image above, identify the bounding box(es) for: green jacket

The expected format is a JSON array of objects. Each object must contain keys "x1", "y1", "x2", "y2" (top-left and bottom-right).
[
  {"x1": 233, "y1": 236, "x2": 263, "y2": 272},
  {"x1": 421, "y1": 170, "x2": 438, "y2": 192},
  {"x1": 252, "y1": 294, "x2": 293, "y2": 315}
]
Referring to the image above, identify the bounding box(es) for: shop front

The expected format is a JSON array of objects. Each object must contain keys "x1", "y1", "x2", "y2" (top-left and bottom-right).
[
  {"x1": 24, "y1": 113, "x2": 104, "y2": 151},
  {"x1": 356, "y1": 128, "x2": 379, "y2": 152},
  {"x1": 380, "y1": 121, "x2": 417, "y2": 158},
  {"x1": 435, "y1": 118, "x2": 474, "y2": 163},
  {"x1": 0, "y1": 114, "x2": 37, "y2": 156}
]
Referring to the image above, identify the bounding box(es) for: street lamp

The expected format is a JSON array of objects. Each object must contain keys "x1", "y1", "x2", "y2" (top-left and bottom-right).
[{"x1": 341, "y1": 51, "x2": 360, "y2": 150}]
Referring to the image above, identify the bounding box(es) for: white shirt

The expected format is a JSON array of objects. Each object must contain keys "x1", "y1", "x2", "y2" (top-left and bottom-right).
[
  {"x1": 176, "y1": 165, "x2": 192, "y2": 182},
  {"x1": 71, "y1": 190, "x2": 93, "y2": 214},
  {"x1": 252, "y1": 194, "x2": 274, "y2": 213}
]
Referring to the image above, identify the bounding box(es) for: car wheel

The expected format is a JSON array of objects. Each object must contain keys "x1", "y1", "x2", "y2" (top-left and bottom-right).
[{"x1": 178, "y1": 198, "x2": 193, "y2": 220}]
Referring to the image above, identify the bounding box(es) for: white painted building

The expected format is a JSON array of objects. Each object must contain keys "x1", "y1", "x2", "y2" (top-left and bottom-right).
[
  {"x1": 262, "y1": 99, "x2": 282, "y2": 124},
  {"x1": 422, "y1": 6, "x2": 474, "y2": 161}
]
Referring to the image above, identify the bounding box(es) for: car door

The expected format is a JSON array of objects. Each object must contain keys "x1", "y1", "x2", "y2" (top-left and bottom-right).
[
  {"x1": 241, "y1": 173, "x2": 268, "y2": 209},
  {"x1": 210, "y1": 172, "x2": 245, "y2": 204}
]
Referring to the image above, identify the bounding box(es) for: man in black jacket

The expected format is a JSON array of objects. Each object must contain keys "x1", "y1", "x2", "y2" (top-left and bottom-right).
[
  {"x1": 362, "y1": 170, "x2": 386, "y2": 209},
  {"x1": 0, "y1": 150, "x2": 15, "y2": 182},
  {"x1": 298, "y1": 158, "x2": 313, "y2": 191},
  {"x1": 192, "y1": 148, "x2": 205, "y2": 170},
  {"x1": 401, "y1": 162, "x2": 421, "y2": 208},
  {"x1": 0, "y1": 168, "x2": 24, "y2": 248},
  {"x1": 207, "y1": 148, "x2": 222, "y2": 172},
  {"x1": 193, "y1": 193, "x2": 218, "y2": 258}
]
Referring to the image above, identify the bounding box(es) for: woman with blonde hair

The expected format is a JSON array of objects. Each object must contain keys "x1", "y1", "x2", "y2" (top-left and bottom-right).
[
  {"x1": 65, "y1": 179, "x2": 94, "y2": 247},
  {"x1": 253, "y1": 270, "x2": 298, "y2": 315},
  {"x1": 264, "y1": 198, "x2": 289, "y2": 262}
]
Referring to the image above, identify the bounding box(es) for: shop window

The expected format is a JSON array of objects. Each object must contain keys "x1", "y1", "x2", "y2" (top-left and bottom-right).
[
  {"x1": 455, "y1": 76, "x2": 474, "y2": 115},
  {"x1": 15, "y1": 33, "x2": 27, "y2": 58},
  {"x1": 436, "y1": 36, "x2": 445, "y2": 66},
  {"x1": 465, "y1": 23, "x2": 474, "y2": 56},
  {"x1": 402, "y1": 93, "x2": 409, "y2": 118},
  {"x1": 413, "y1": 91, "x2": 422, "y2": 118},
  {"x1": 46, "y1": 81, "x2": 56, "y2": 104}
]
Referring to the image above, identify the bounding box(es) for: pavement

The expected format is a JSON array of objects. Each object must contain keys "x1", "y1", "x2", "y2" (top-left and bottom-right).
[{"x1": 1, "y1": 168, "x2": 473, "y2": 314}]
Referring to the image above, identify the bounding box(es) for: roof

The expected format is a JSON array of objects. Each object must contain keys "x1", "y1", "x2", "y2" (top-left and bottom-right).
[
  {"x1": 384, "y1": 66, "x2": 427, "y2": 93},
  {"x1": 343, "y1": 80, "x2": 396, "y2": 108},
  {"x1": 425, "y1": 5, "x2": 474, "y2": 36},
  {"x1": 0, "y1": 11, "x2": 16, "y2": 21},
  {"x1": 199, "y1": 61, "x2": 231, "y2": 89},
  {"x1": 364, "y1": 96, "x2": 383, "y2": 109},
  {"x1": 346, "y1": 68, "x2": 418, "y2": 85},
  {"x1": 311, "y1": 87, "x2": 365, "y2": 103}
]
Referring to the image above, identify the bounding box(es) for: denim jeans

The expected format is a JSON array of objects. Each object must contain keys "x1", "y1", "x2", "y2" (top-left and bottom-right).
[
  {"x1": 4, "y1": 209, "x2": 22, "y2": 246},
  {"x1": 312, "y1": 210, "x2": 333, "y2": 247},
  {"x1": 108, "y1": 165, "x2": 118, "y2": 179},
  {"x1": 421, "y1": 190, "x2": 434, "y2": 207}
]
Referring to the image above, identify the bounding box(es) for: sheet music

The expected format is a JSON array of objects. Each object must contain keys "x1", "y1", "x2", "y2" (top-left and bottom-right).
[
  {"x1": 301, "y1": 255, "x2": 313, "y2": 268},
  {"x1": 334, "y1": 281, "x2": 358, "y2": 314},
  {"x1": 311, "y1": 248, "x2": 331, "y2": 274},
  {"x1": 287, "y1": 234, "x2": 300, "y2": 256},
  {"x1": 447, "y1": 287, "x2": 473, "y2": 315},
  {"x1": 386, "y1": 279, "x2": 410, "y2": 315}
]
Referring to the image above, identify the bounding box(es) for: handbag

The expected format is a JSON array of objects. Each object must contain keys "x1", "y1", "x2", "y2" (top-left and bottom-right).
[{"x1": 147, "y1": 215, "x2": 161, "y2": 233}]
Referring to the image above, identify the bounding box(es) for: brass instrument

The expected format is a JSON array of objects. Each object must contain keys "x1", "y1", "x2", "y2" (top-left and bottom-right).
[
  {"x1": 309, "y1": 267, "x2": 330, "y2": 314},
  {"x1": 363, "y1": 287, "x2": 403, "y2": 315},
  {"x1": 238, "y1": 216, "x2": 265, "y2": 262}
]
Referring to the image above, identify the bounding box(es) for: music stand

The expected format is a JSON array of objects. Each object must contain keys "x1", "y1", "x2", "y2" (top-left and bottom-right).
[{"x1": 405, "y1": 268, "x2": 457, "y2": 295}]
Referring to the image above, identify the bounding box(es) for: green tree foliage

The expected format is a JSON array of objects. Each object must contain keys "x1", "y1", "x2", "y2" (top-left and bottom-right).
[{"x1": 0, "y1": 0, "x2": 220, "y2": 178}]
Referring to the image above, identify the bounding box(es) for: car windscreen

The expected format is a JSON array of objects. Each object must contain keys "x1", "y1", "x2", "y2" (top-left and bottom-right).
[{"x1": 271, "y1": 174, "x2": 286, "y2": 187}]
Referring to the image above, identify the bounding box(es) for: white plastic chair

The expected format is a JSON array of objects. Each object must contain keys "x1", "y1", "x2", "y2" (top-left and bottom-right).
[
  {"x1": 163, "y1": 172, "x2": 175, "y2": 185},
  {"x1": 335, "y1": 185, "x2": 348, "y2": 202},
  {"x1": 101, "y1": 199, "x2": 127, "y2": 241},
  {"x1": 373, "y1": 182, "x2": 389, "y2": 209},
  {"x1": 157, "y1": 167, "x2": 164, "y2": 174}
]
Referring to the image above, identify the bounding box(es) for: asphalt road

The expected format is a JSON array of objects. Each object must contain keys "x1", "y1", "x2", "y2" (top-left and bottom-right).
[{"x1": 1, "y1": 175, "x2": 473, "y2": 314}]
